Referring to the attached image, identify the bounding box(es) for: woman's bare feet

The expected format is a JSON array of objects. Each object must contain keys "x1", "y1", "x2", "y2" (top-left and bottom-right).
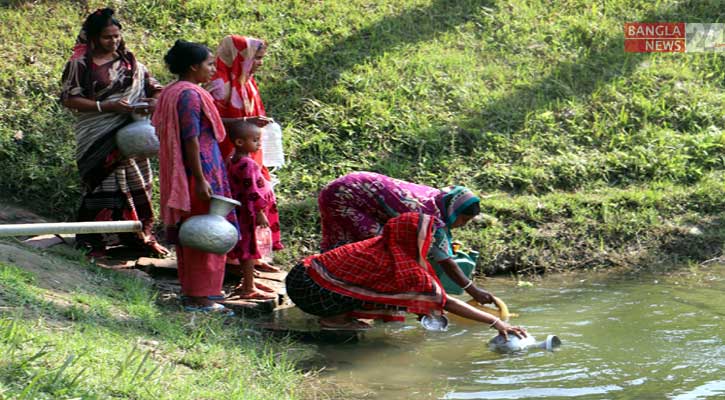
[
  {"x1": 146, "y1": 241, "x2": 170, "y2": 257},
  {"x1": 254, "y1": 262, "x2": 281, "y2": 273},
  {"x1": 183, "y1": 296, "x2": 234, "y2": 315},
  {"x1": 255, "y1": 282, "x2": 275, "y2": 293},
  {"x1": 184, "y1": 296, "x2": 216, "y2": 308},
  {"x1": 231, "y1": 287, "x2": 276, "y2": 300}
]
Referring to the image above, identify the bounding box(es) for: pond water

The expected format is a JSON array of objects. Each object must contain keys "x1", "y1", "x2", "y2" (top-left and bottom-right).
[{"x1": 289, "y1": 264, "x2": 725, "y2": 399}]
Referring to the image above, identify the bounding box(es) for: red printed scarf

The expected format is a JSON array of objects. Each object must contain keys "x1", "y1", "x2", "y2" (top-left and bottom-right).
[{"x1": 206, "y1": 35, "x2": 267, "y2": 171}]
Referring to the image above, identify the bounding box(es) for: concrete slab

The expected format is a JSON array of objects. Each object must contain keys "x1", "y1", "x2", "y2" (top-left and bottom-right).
[
  {"x1": 220, "y1": 297, "x2": 277, "y2": 315},
  {"x1": 254, "y1": 307, "x2": 366, "y2": 343},
  {"x1": 22, "y1": 234, "x2": 65, "y2": 249},
  {"x1": 136, "y1": 257, "x2": 178, "y2": 278}
]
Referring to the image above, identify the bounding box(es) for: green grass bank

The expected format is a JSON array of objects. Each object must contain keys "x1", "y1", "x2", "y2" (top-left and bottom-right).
[
  {"x1": 0, "y1": 242, "x2": 315, "y2": 399},
  {"x1": 1, "y1": 0, "x2": 725, "y2": 273}
]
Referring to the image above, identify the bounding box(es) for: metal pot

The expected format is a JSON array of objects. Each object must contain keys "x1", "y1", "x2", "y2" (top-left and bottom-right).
[
  {"x1": 420, "y1": 314, "x2": 449, "y2": 331},
  {"x1": 178, "y1": 195, "x2": 240, "y2": 254},
  {"x1": 116, "y1": 118, "x2": 159, "y2": 159}
]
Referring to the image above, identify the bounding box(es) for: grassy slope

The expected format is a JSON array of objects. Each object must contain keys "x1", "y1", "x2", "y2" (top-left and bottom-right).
[
  {"x1": 1, "y1": 0, "x2": 724, "y2": 274},
  {"x1": 0, "y1": 242, "x2": 311, "y2": 399}
]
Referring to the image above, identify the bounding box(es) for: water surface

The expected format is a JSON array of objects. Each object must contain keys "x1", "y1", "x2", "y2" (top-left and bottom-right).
[{"x1": 289, "y1": 265, "x2": 725, "y2": 399}]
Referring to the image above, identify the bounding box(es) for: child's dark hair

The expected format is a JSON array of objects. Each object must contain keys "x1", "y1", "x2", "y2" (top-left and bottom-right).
[
  {"x1": 227, "y1": 119, "x2": 260, "y2": 141},
  {"x1": 83, "y1": 8, "x2": 122, "y2": 39},
  {"x1": 164, "y1": 40, "x2": 211, "y2": 75},
  {"x1": 459, "y1": 201, "x2": 480, "y2": 216}
]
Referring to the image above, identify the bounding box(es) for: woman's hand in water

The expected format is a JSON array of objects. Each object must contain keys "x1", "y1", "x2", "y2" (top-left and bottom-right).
[
  {"x1": 492, "y1": 319, "x2": 527, "y2": 341},
  {"x1": 467, "y1": 286, "x2": 495, "y2": 305},
  {"x1": 195, "y1": 179, "x2": 213, "y2": 202}
]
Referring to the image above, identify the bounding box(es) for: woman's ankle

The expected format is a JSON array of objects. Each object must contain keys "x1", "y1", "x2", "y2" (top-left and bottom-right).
[{"x1": 185, "y1": 296, "x2": 215, "y2": 307}]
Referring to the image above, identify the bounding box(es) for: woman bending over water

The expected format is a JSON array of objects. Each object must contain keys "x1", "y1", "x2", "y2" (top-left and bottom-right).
[
  {"x1": 319, "y1": 171, "x2": 494, "y2": 305},
  {"x1": 287, "y1": 212, "x2": 527, "y2": 339}
]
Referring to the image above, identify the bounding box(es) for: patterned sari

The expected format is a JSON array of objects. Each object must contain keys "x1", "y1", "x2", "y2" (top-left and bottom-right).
[
  {"x1": 60, "y1": 28, "x2": 162, "y2": 251},
  {"x1": 318, "y1": 172, "x2": 480, "y2": 259},
  {"x1": 227, "y1": 155, "x2": 283, "y2": 261},
  {"x1": 286, "y1": 212, "x2": 446, "y2": 322},
  {"x1": 152, "y1": 81, "x2": 236, "y2": 297}
]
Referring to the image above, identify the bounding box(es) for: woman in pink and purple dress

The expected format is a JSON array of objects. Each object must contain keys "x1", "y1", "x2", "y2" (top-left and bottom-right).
[
  {"x1": 153, "y1": 40, "x2": 237, "y2": 314},
  {"x1": 318, "y1": 171, "x2": 496, "y2": 305}
]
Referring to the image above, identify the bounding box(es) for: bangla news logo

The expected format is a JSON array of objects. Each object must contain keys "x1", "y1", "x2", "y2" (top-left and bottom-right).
[{"x1": 624, "y1": 22, "x2": 725, "y2": 52}]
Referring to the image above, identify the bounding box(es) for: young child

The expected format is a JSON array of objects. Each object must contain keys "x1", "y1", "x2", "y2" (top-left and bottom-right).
[{"x1": 226, "y1": 120, "x2": 284, "y2": 300}]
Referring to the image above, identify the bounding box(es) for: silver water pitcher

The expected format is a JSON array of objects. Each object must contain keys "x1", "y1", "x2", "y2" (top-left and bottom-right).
[
  {"x1": 116, "y1": 116, "x2": 160, "y2": 159},
  {"x1": 178, "y1": 195, "x2": 240, "y2": 254}
]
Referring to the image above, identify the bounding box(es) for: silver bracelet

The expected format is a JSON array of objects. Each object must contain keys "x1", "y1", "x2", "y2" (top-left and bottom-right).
[
  {"x1": 489, "y1": 317, "x2": 500, "y2": 328},
  {"x1": 96, "y1": 101, "x2": 102, "y2": 112},
  {"x1": 461, "y1": 280, "x2": 473, "y2": 290}
]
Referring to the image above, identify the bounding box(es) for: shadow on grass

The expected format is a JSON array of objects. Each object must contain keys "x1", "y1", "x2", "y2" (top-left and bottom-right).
[
  {"x1": 0, "y1": 258, "x2": 229, "y2": 348},
  {"x1": 266, "y1": 0, "x2": 493, "y2": 111},
  {"x1": 273, "y1": 1, "x2": 725, "y2": 272},
  {"x1": 362, "y1": 2, "x2": 725, "y2": 185}
]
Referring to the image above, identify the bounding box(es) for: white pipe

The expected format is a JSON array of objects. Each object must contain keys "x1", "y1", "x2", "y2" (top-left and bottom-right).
[{"x1": 0, "y1": 221, "x2": 142, "y2": 237}]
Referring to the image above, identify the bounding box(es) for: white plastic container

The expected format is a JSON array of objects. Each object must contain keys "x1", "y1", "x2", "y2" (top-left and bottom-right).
[
  {"x1": 261, "y1": 121, "x2": 285, "y2": 168},
  {"x1": 488, "y1": 334, "x2": 561, "y2": 353},
  {"x1": 256, "y1": 225, "x2": 273, "y2": 263}
]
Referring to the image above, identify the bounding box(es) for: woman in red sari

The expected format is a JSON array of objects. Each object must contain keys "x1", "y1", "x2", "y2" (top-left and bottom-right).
[
  {"x1": 207, "y1": 34, "x2": 283, "y2": 273},
  {"x1": 286, "y1": 212, "x2": 527, "y2": 339},
  {"x1": 206, "y1": 35, "x2": 270, "y2": 173}
]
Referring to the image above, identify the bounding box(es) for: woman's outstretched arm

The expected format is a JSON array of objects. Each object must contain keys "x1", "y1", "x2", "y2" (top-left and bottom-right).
[
  {"x1": 444, "y1": 295, "x2": 527, "y2": 341},
  {"x1": 438, "y1": 257, "x2": 495, "y2": 304}
]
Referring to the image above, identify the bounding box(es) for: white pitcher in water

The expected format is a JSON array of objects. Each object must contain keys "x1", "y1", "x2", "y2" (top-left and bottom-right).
[{"x1": 489, "y1": 333, "x2": 561, "y2": 353}]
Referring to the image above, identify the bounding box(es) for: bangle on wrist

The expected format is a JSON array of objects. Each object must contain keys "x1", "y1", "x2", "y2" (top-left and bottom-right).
[
  {"x1": 489, "y1": 317, "x2": 500, "y2": 329},
  {"x1": 461, "y1": 280, "x2": 473, "y2": 290},
  {"x1": 96, "y1": 101, "x2": 102, "y2": 112}
]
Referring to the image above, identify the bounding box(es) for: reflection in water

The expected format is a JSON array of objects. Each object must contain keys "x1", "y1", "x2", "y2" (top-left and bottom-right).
[
  {"x1": 670, "y1": 380, "x2": 725, "y2": 400},
  {"x1": 444, "y1": 385, "x2": 624, "y2": 399},
  {"x1": 291, "y1": 265, "x2": 725, "y2": 399}
]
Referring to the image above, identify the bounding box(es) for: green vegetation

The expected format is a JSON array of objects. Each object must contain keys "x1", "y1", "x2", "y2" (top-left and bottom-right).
[
  {"x1": 0, "y1": 244, "x2": 311, "y2": 399},
  {"x1": 1, "y1": 0, "x2": 724, "y2": 273},
  {"x1": 1, "y1": 1, "x2": 724, "y2": 398}
]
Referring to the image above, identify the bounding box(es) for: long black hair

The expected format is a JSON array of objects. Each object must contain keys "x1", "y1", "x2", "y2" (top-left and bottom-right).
[{"x1": 163, "y1": 40, "x2": 211, "y2": 76}]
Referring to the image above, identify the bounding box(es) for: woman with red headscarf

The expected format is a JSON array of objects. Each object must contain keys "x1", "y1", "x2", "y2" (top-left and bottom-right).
[
  {"x1": 206, "y1": 35, "x2": 270, "y2": 171},
  {"x1": 206, "y1": 35, "x2": 284, "y2": 277}
]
